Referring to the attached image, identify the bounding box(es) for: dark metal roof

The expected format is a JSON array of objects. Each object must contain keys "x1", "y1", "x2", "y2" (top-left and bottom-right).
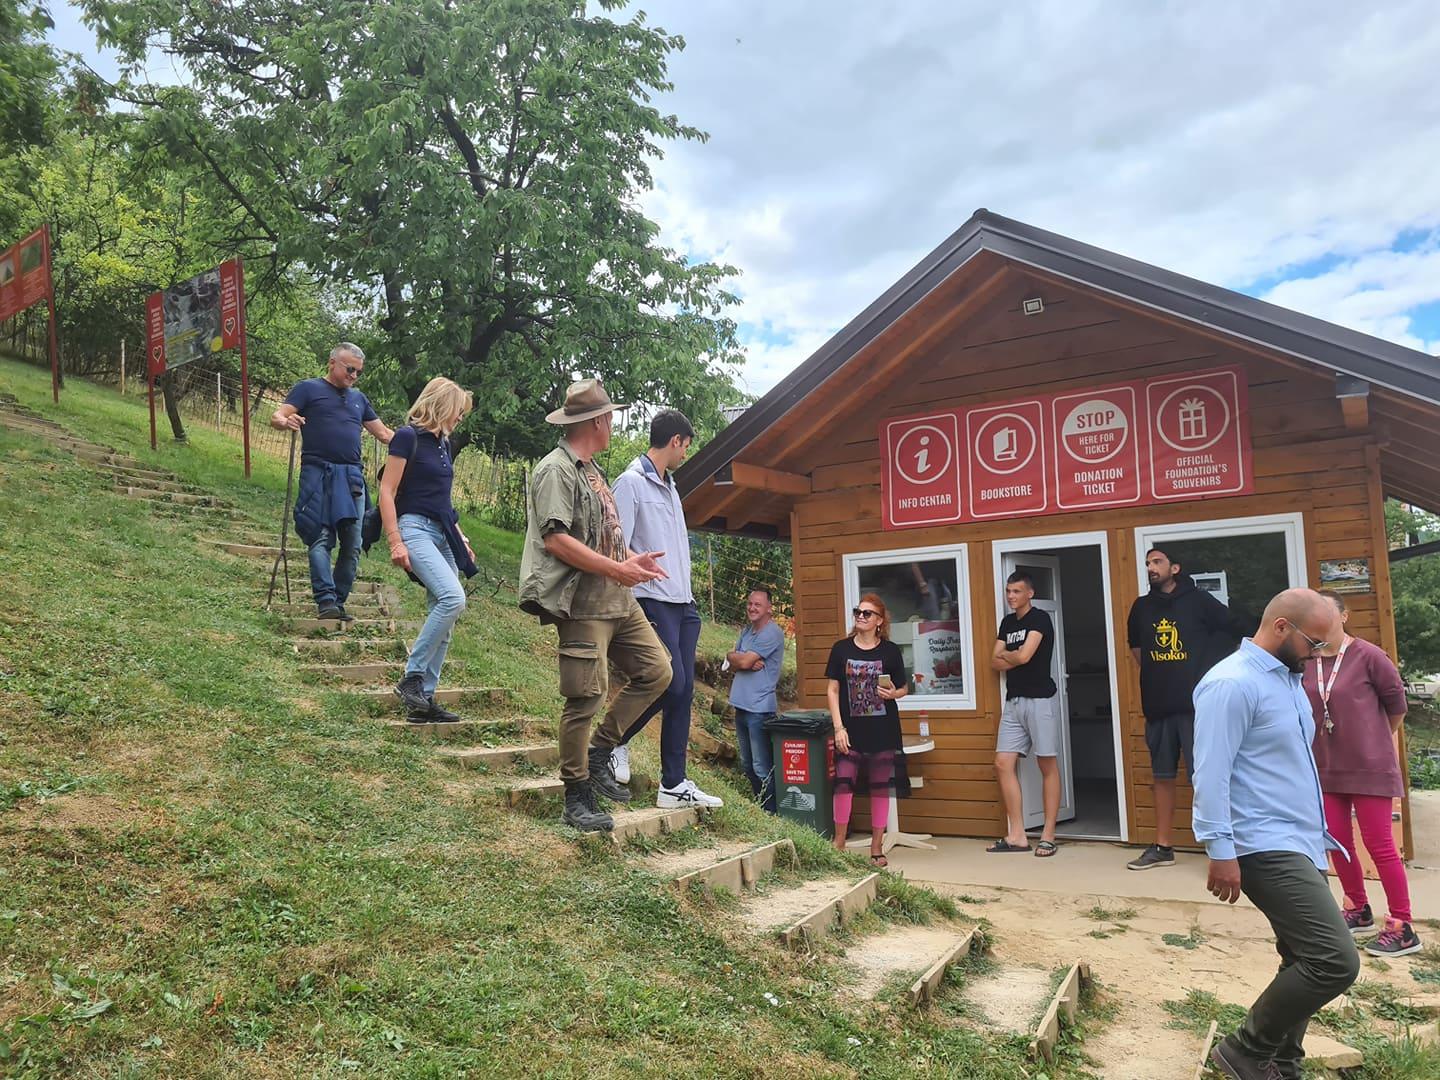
[{"x1": 678, "y1": 209, "x2": 1440, "y2": 498}]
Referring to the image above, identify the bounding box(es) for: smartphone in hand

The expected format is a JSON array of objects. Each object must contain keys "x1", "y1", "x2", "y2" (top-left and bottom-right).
[{"x1": 877, "y1": 674, "x2": 895, "y2": 691}]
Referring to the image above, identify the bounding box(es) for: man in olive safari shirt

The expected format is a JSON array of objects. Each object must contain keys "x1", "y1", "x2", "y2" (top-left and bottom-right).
[{"x1": 519, "y1": 379, "x2": 671, "y2": 832}]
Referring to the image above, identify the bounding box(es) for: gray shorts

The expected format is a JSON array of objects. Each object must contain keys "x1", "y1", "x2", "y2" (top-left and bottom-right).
[{"x1": 996, "y1": 695, "x2": 1061, "y2": 758}]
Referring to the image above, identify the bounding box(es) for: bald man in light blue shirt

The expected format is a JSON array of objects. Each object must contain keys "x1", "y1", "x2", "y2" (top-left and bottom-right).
[{"x1": 1194, "y1": 588, "x2": 1357, "y2": 1080}]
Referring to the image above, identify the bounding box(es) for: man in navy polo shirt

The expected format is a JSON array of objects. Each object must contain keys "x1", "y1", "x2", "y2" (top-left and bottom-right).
[{"x1": 271, "y1": 344, "x2": 394, "y2": 619}]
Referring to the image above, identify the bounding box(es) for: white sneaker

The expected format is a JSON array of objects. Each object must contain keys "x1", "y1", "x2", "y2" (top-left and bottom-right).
[
  {"x1": 657, "y1": 778, "x2": 724, "y2": 809},
  {"x1": 609, "y1": 745, "x2": 630, "y2": 784}
]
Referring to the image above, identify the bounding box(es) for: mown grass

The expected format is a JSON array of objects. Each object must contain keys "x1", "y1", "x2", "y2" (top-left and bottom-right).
[{"x1": 1, "y1": 360, "x2": 1112, "y2": 1078}]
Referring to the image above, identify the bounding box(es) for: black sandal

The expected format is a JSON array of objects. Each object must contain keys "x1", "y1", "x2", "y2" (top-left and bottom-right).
[
  {"x1": 1034, "y1": 840, "x2": 1058, "y2": 858},
  {"x1": 870, "y1": 853, "x2": 888, "y2": 868},
  {"x1": 986, "y1": 839, "x2": 1031, "y2": 853}
]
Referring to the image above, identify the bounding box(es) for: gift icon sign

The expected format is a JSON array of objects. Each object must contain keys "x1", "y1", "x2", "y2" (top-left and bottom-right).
[
  {"x1": 1179, "y1": 397, "x2": 1207, "y2": 441},
  {"x1": 992, "y1": 426, "x2": 1018, "y2": 462}
]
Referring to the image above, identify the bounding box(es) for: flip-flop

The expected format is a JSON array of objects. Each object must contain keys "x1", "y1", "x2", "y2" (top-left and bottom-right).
[
  {"x1": 986, "y1": 839, "x2": 1031, "y2": 853},
  {"x1": 870, "y1": 853, "x2": 888, "y2": 868},
  {"x1": 1034, "y1": 840, "x2": 1058, "y2": 858}
]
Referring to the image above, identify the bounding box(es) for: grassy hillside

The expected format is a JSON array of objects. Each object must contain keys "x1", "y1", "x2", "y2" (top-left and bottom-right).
[{"x1": 0, "y1": 358, "x2": 1109, "y2": 1078}]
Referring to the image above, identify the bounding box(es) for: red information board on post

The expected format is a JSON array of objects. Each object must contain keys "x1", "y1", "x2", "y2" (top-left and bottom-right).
[
  {"x1": 880, "y1": 364, "x2": 1253, "y2": 529},
  {"x1": 144, "y1": 259, "x2": 251, "y2": 475},
  {"x1": 0, "y1": 226, "x2": 61, "y2": 402}
]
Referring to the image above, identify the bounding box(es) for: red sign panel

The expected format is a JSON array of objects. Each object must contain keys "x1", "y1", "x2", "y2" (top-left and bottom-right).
[
  {"x1": 1051, "y1": 383, "x2": 1144, "y2": 510},
  {"x1": 880, "y1": 365, "x2": 1253, "y2": 529},
  {"x1": 1147, "y1": 368, "x2": 1249, "y2": 500},
  {"x1": 144, "y1": 259, "x2": 245, "y2": 376},
  {"x1": 780, "y1": 739, "x2": 810, "y2": 785},
  {"x1": 0, "y1": 228, "x2": 52, "y2": 323},
  {"x1": 965, "y1": 399, "x2": 1047, "y2": 518},
  {"x1": 881, "y1": 412, "x2": 963, "y2": 528}
]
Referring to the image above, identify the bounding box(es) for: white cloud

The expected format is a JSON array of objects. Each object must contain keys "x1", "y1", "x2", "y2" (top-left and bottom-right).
[{"x1": 629, "y1": 1, "x2": 1440, "y2": 394}]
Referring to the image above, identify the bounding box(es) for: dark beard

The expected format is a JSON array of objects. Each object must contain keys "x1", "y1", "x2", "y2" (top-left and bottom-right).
[{"x1": 1277, "y1": 638, "x2": 1309, "y2": 674}]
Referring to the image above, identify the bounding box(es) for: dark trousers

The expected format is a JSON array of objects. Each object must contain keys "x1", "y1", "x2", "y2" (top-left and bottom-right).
[
  {"x1": 1234, "y1": 851, "x2": 1360, "y2": 1072},
  {"x1": 620, "y1": 598, "x2": 700, "y2": 790}
]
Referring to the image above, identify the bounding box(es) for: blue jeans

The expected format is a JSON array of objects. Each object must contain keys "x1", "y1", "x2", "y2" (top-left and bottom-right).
[
  {"x1": 400, "y1": 514, "x2": 466, "y2": 694},
  {"x1": 734, "y1": 708, "x2": 776, "y2": 813},
  {"x1": 619, "y1": 599, "x2": 701, "y2": 790},
  {"x1": 306, "y1": 483, "x2": 364, "y2": 608}
]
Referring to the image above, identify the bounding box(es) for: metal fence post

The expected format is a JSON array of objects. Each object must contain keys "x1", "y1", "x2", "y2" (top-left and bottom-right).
[{"x1": 707, "y1": 535, "x2": 716, "y2": 621}]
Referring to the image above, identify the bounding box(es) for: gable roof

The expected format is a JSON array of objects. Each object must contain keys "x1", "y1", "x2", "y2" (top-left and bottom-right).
[{"x1": 678, "y1": 209, "x2": 1440, "y2": 500}]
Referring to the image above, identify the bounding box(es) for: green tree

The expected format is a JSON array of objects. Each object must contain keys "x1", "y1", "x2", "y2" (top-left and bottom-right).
[
  {"x1": 82, "y1": 0, "x2": 743, "y2": 456},
  {"x1": 0, "y1": 0, "x2": 56, "y2": 151},
  {"x1": 1386, "y1": 500, "x2": 1440, "y2": 678}
]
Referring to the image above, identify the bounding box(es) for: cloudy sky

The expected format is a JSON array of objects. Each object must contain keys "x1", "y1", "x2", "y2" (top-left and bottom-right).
[{"x1": 51, "y1": 2, "x2": 1440, "y2": 396}]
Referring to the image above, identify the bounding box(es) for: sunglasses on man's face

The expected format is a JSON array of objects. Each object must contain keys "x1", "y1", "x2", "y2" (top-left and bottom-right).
[
  {"x1": 852, "y1": 608, "x2": 880, "y2": 620},
  {"x1": 1290, "y1": 625, "x2": 1328, "y2": 653},
  {"x1": 343, "y1": 365, "x2": 361, "y2": 376}
]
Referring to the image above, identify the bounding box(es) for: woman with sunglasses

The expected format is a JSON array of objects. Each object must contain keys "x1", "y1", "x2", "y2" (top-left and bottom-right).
[
  {"x1": 381, "y1": 377, "x2": 479, "y2": 722},
  {"x1": 824, "y1": 593, "x2": 910, "y2": 867},
  {"x1": 1304, "y1": 590, "x2": 1419, "y2": 956}
]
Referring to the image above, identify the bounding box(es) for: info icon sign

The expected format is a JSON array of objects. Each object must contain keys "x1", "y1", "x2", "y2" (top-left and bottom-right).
[{"x1": 882, "y1": 412, "x2": 963, "y2": 528}]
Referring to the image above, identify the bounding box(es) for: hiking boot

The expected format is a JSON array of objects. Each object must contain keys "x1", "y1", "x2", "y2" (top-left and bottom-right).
[
  {"x1": 609, "y1": 744, "x2": 631, "y2": 784},
  {"x1": 657, "y1": 778, "x2": 724, "y2": 809},
  {"x1": 406, "y1": 709, "x2": 436, "y2": 725},
  {"x1": 1209, "y1": 1035, "x2": 1286, "y2": 1080},
  {"x1": 1365, "y1": 919, "x2": 1421, "y2": 957},
  {"x1": 317, "y1": 604, "x2": 344, "y2": 621},
  {"x1": 1126, "y1": 844, "x2": 1176, "y2": 871},
  {"x1": 393, "y1": 673, "x2": 430, "y2": 713},
  {"x1": 424, "y1": 697, "x2": 462, "y2": 723},
  {"x1": 1342, "y1": 902, "x2": 1375, "y2": 937},
  {"x1": 562, "y1": 781, "x2": 613, "y2": 832},
  {"x1": 334, "y1": 604, "x2": 356, "y2": 623},
  {"x1": 587, "y1": 746, "x2": 632, "y2": 803}
]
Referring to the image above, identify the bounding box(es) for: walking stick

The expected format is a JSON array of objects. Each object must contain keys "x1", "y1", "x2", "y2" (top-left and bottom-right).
[{"x1": 266, "y1": 429, "x2": 297, "y2": 608}]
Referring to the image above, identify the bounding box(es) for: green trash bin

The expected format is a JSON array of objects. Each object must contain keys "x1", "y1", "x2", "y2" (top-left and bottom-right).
[{"x1": 765, "y1": 709, "x2": 836, "y2": 839}]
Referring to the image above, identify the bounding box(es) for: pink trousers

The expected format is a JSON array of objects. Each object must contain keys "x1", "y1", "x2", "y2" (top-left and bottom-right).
[
  {"x1": 1324, "y1": 791, "x2": 1411, "y2": 923},
  {"x1": 833, "y1": 791, "x2": 889, "y2": 833}
]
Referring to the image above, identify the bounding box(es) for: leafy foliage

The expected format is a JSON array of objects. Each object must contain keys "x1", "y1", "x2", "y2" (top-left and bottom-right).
[
  {"x1": 81, "y1": 0, "x2": 745, "y2": 455},
  {"x1": 1386, "y1": 501, "x2": 1440, "y2": 678}
]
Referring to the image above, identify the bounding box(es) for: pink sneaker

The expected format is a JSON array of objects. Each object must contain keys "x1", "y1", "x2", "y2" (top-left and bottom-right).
[
  {"x1": 1364, "y1": 919, "x2": 1421, "y2": 957},
  {"x1": 1341, "y1": 903, "x2": 1374, "y2": 937}
]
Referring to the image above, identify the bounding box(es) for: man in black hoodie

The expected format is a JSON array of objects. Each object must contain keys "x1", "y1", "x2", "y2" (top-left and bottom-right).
[{"x1": 1125, "y1": 547, "x2": 1240, "y2": 870}]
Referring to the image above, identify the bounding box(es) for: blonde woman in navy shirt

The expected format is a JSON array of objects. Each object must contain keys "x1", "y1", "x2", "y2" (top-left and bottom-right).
[{"x1": 380, "y1": 377, "x2": 478, "y2": 722}]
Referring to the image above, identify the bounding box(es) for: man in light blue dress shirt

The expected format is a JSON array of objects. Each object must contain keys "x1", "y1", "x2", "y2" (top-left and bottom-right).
[{"x1": 1193, "y1": 589, "x2": 1357, "y2": 1080}]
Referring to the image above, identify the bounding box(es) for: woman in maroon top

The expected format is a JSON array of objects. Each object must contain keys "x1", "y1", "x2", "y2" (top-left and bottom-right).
[{"x1": 1306, "y1": 591, "x2": 1418, "y2": 956}]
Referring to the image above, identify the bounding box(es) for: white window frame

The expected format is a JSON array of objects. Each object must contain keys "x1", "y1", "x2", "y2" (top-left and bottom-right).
[
  {"x1": 841, "y1": 542, "x2": 976, "y2": 711},
  {"x1": 1134, "y1": 512, "x2": 1307, "y2": 598}
]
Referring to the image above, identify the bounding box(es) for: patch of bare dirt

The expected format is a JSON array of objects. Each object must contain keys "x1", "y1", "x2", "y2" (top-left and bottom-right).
[
  {"x1": 5, "y1": 792, "x2": 160, "y2": 833},
  {"x1": 839, "y1": 921, "x2": 970, "y2": 999},
  {"x1": 737, "y1": 875, "x2": 858, "y2": 935}
]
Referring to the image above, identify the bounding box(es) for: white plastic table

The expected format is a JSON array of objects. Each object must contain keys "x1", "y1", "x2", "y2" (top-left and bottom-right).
[{"x1": 846, "y1": 734, "x2": 936, "y2": 854}]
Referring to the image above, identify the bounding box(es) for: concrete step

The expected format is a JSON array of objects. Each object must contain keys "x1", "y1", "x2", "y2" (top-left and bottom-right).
[
  {"x1": 842, "y1": 923, "x2": 984, "y2": 1004},
  {"x1": 608, "y1": 805, "x2": 702, "y2": 845},
  {"x1": 738, "y1": 873, "x2": 880, "y2": 949},
  {"x1": 111, "y1": 475, "x2": 208, "y2": 495},
  {"x1": 665, "y1": 839, "x2": 798, "y2": 896},
  {"x1": 350, "y1": 685, "x2": 507, "y2": 706},
  {"x1": 285, "y1": 616, "x2": 396, "y2": 634},
  {"x1": 435, "y1": 743, "x2": 560, "y2": 769},
  {"x1": 504, "y1": 773, "x2": 655, "y2": 808},
  {"x1": 120, "y1": 487, "x2": 231, "y2": 507}
]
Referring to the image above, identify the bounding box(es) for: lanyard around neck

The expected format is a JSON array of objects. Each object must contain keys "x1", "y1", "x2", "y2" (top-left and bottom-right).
[{"x1": 1315, "y1": 637, "x2": 1351, "y2": 732}]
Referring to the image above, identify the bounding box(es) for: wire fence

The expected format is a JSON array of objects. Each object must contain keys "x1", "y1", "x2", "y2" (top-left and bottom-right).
[{"x1": 690, "y1": 531, "x2": 794, "y2": 630}]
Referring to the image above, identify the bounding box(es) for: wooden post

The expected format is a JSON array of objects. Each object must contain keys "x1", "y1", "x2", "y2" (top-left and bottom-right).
[
  {"x1": 707, "y1": 535, "x2": 716, "y2": 621},
  {"x1": 147, "y1": 373, "x2": 157, "y2": 450},
  {"x1": 119, "y1": 339, "x2": 126, "y2": 396},
  {"x1": 237, "y1": 258, "x2": 251, "y2": 477},
  {"x1": 216, "y1": 370, "x2": 222, "y2": 431},
  {"x1": 42, "y1": 224, "x2": 60, "y2": 403}
]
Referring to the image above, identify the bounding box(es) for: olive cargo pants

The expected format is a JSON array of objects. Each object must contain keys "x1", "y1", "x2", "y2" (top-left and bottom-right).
[{"x1": 555, "y1": 606, "x2": 671, "y2": 784}]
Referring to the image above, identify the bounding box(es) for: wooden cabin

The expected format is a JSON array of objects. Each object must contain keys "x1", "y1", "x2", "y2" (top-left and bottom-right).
[{"x1": 677, "y1": 210, "x2": 1439, "y2": 853}]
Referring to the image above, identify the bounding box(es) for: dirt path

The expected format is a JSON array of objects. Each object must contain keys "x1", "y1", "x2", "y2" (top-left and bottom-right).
[{"x1": 927, "y1": 881, "x2": 1436, "y2": 1078}]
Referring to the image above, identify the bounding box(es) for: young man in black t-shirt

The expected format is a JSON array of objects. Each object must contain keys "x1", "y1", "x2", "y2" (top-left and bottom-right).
[{"x1": 988, "y1": 570, "x2": 1061, "y2": 857}]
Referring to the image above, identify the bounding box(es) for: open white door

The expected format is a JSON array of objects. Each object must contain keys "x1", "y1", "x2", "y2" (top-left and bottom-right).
[{"x1": 999, "y1": 553, "x2": 1076, "y2": 829}]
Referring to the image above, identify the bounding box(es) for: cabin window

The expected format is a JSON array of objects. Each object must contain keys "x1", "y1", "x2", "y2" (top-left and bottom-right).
[
  {"x1": 841, "y1": 544, "x2": 976, "y2": 710},
  {"x1": 1135, "y1": 512, "x2": 1307, "y2": 635}
]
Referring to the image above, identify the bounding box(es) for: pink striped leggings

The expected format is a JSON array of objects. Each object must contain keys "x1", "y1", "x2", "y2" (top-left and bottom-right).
[{"x1": 1324, "y1": 792, "x2": 1411, "y2": 923}]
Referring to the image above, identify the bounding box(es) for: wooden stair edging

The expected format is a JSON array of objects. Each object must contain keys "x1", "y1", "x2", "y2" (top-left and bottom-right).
[
  {"x1": 386, "y1": 718, "x2": 507, "y2": 737},
  {"x1": 436, "y1": 743, "x2": 560, "y2": 769},
  {"x1": 351, "y1": 685, "x2": 507, "y2": 705},
  {"x1": 1192, "y1": 1020, "x2": 1219, "y2": 1080},
  {"x1": 907, "y1": 926, "x2": 985, "y2": 1008},
  {"x1": 504, "y1": 773, "x2": 656, "y2": 808},
  {"x1": 671, "y1": 839, "x2": 798, "y2": 897},
  {"x1": 779, "y1": 872, "x2": 880, "y2": 950},
  {"x1": 609, "y1": 805, "x2": 702, "y2": 846},
  {"x1": 285, "y1": 616, "x2": 399, "y2": 634},
  {"x1": 300, "y1": 661, "x2": 397, "y2": 682},
  {"x1": 213, "y1": 540, "x2": 282, "y2": 558},
  {"x1": 1029, "y1": 961, "x2": 1092, "y2": 1063}
]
